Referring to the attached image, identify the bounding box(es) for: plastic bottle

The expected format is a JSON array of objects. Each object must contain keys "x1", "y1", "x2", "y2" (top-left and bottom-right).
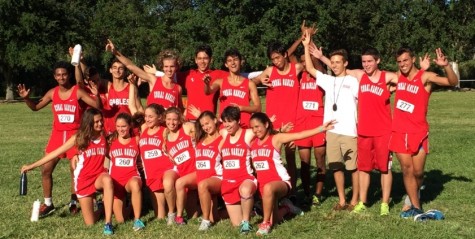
[
  {"x1": 31, "y1": 200, "x2": 40, "y2": 222},
  {"x1": 20, "y1": 172, "x2": 27, "y2": 196},
  {"x1": 71, "y1": 44, "x2": 82, "y2": 66}
]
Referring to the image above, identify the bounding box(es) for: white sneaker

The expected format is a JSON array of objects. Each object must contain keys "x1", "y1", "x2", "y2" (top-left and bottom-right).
[
  {"x1": 198, "y1": 220, "x2": 212, "y2": 231},
  {"x1": 167, "y1": 212, "x2": 176, "y2": 226}
]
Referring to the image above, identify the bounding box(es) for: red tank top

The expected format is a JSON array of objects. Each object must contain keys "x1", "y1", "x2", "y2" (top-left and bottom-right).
[
  {"x1": 74, "y1": 135, "x2": 107, "y2": 179},
  {"x1": 104, "y1": 83, "x2": 131, "y2": 134},
  {"x1": 165, "y1": 127, "x2": 196, "y2": 176},
  {"x1": 250, "y1": 135, "x2": 290, "y2": 185},
  {"x1": 139, "y1": 127, "x2": 173, "y2": 179},
  {"x1": 266, "y1": 63, "x2": 300, "y2": 127},
  {"x1": 358, "y1": 71, "x2": 392, "y2": 136},
  {"x1": 220, "y1": 130, "x2": 254, "y2": 181},
  {"x1": 146, "y1": 77, "x2": 180, "y2": 108},
  {"x1": 392, "y1": 70, "x2": 430, "y2": 133},
  {"x1": 52, "y1": 85, "x2": 84, "y2": 131},
  {"x1": 108, "y1": 137, "x2": 140, "y2": 182},
  {"x1": 296, "y1": 71, "x2": 325, "y2": 123},
  {"x1": 195, "y1": 136, "x2": 223, "y2": 183},
  {"x1": 219, "y1": 77, "x2": 251, "y2": 128},
  {"x1": 182, "y1": 69, "x2": 228, "y2": 121}
]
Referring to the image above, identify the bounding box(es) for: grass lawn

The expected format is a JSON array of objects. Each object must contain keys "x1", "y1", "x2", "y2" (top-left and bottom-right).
[{"x1": 1, "y1": 91, "x2": 474, "y2": 238}]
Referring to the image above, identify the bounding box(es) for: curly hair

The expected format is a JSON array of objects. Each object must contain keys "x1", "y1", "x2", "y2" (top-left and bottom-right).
[{"x1": 157, "y1": 49, "x2": 181, "y2": 69}]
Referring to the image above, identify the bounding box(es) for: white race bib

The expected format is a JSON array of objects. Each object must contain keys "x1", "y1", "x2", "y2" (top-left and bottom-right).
[
  {"x1": 175, "y1": 151, "x2": 191, "y2": 165},
  {"x1": 302, "y1": 101, "x2": 318, "y2": 111},
  {"x1": 223, "y1": 159, "x2": 240, "y2": 169},
  {"x1": 396, "y1": 99, "x2": 415, "y2": 113},
  {"x1": 115, "y1": 157, "x2": 133, "y2": 167},
  {"x1": 144, "y1": 149, "x2": 162, "y2": 160},
  {"x1": 58, "y1": 114, "x2": 74, "y2": 123},
  {"x1": 196, "y1": 160, "x2": 211, "y2": 170},
  {"x1": 253, "y1": 161, "x2": 270, "y2": 171}
]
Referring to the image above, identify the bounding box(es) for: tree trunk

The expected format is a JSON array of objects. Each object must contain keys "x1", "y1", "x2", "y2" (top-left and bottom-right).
[{"x1": 4, "y1": 66, "x2": 15, "y2": 101}]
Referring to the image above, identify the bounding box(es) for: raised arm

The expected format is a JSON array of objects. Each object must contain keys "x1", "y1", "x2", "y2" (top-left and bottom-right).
[
  {"x1": 106, "y1": 39, "x2": 156, "y2": 84},
  {"x1": 17, "y1": 84, "x2": 52, "y2": 111},
  {"x1": 302, "y1": 30, "x2": 317, "y2": 78},
  {"x1": 204, "y1": 76, "x2": 222, "y2": 95},
  {"x1": 127, "y1": 74, "x2": 143, "y2": 115},
  {"x1": 424, "y1": 48, "x2": 458, "y2": 86}
]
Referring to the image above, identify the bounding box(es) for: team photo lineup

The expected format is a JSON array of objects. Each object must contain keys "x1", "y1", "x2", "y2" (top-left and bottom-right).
[{"x1": 17, "y1": 21, "x2": 458, "y2": 236}]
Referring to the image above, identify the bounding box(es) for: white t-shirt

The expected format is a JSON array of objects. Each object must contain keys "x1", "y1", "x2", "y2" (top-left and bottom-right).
[{"x1": 315, "y1": 70, "x2": 359, "y2": 137}]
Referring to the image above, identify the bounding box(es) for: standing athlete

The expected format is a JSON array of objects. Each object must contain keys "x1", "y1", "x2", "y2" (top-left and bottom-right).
[{"x1": 17, "y1": 61, "x2": 102, "y2": 217}]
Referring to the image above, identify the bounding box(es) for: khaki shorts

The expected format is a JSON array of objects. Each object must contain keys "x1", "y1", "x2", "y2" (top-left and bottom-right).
[{"x1": 326, "y1": 131, "x2": 357, "y2": 170}]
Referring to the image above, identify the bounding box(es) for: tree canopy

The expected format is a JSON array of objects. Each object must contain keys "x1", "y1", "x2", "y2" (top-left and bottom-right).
[{"x1": 1, "y1": 0, "x2": 474, "y2": 99}]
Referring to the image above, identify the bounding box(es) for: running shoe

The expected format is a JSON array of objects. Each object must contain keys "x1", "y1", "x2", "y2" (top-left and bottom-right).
[
  {"x1": 239, "y1": 221, "x2": 252, "y2": 234},
  {"x1": 198, "y1": 220, "x2": 212, "y2": 231},
  {"x1": 256, "y1": 221, "x2": 272, "y2": 236},
  {"x1": 312, "y1": 195, "x2": 322, "y2": 206},
  {"x1": 351, "y1": 201, "x2": 367, "y2": 214},
  {"x1": 400, "y1": 207, "x2": 423, "y2": 219},
  {"x1": 133, "y1": 219, "x2": 145, "y2": 231},
  {"x1": 174, "y1": 216, "x2": 187, "y2": 225},
  {"x1": 167, "y1": 212, "x2": 176, "y2": 226},
  {"x1": 380, "y1": 203, "x2": 390, "y2": 216},
  {"x1": 69, "y1": 200, "x2": 79, "y2": 215},
  {"x1": 424, "y1": 209, "x2": 445, "y2": 220},
  {"x1": 280, "y1": 198, "x2": 304, "y2": 216},
  {"x1": 39, "y1": 204, "x2": 55, "y2": 218},
  {"x1": 103, "y1": 223, "x2": 114, "y2": 236}
]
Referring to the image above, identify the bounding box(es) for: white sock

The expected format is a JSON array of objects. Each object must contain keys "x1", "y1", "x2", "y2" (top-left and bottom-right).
[{"x1": 44, "y1": 198, "x2": 53, "y2": 206}]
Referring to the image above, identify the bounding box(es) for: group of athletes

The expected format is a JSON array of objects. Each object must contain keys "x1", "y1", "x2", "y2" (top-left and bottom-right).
[{"x1": 19, "y1": 22, "x2": 458, "y2": 236}]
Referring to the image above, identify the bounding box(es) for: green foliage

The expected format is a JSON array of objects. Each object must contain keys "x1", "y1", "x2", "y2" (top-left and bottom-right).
[{"x1": 1, "y1": 0, "x2": 475, "y2": 98}]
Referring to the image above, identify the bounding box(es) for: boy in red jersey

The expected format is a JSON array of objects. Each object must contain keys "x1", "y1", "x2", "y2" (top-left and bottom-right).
[
  {"x1": 251, "y1": 42, "x2": 304, "y2": 199},
  {"x1": 390, "y1": 47, "x2": 457, "y2": 218},
  {"x1": 17, "y1": 61, "x2": 102, "y2": 217}
]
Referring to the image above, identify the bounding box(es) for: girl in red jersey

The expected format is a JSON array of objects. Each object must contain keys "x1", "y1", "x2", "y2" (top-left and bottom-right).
[
  {"x1": 138, "y1": 104, "x2": 174, "y2": 220},
  {"x1": 218, "y1": 106, "x2": 256, "y2": 234},
  {"x1": 249, "y1": 112, "x2": 335, "y2": 236},
  {"x1": 108, "y1": 113, "x2": 144, "y2": 231},
  {"x1": 194, "y1": 111, "x2": 224, "y2": 230},
  {"x1": 106, "y1": 39, "x2": 184, "y2": 110},
  {"x1": 163, "y1": 107, "x2": 198, "y2": 225},
  {"x1": 21, "y1": 108, "x2": 115, "y2": 235}
]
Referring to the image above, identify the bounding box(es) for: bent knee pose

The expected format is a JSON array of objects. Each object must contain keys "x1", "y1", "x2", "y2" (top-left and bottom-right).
[
  {"x1": 164, "y1": 107, "x2": 198, "y2": 225},
  {"x1": 21, "y1": 109, "x2": 114, "y2": 235},
  {"x1": 249, "y1": 112, "x2": 335, "y2": 236},
  {"x1": 108, "y1": 113, "x2": 144, "y2": 230},
  {"x1": 194, "y1": 111, "x2": 224, "y2": 230},
  {"x1": 17, "y1": 61, "x2": 102, "y2": 217},
  {"x1": 138, "y1": 104, "x2": 173, "y2": 220},
  {"x1": 219, "y1": 106, "x2": 257, "y2": 234}
]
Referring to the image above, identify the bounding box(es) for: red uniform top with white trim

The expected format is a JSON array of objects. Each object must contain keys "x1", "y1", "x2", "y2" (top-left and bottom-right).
[
  {"x1": 52, "y1": 85, "x2": 84, "y2": 131},
  {"x1": 108, "y1": 138, "x2": 140, "y2": 183},
  {"x1": 165, "y1": 127, "x2": 196, "y2": 176},
  {"x1": 220, "y1": 131, "x2": 254, "y2": 181},
  {"x1": 392, "y1": 70, "x2": 430, "y2": 133},
  {"x1": 296, "y1": 71, "x2": 325, "y2": 123},
  {"x1": 219, "y1": 78, "x2": 251, "y2": 128},
  {"x1": 266, "y1": 63, "x2": 300, "y2": 128},
  {"x1": 139, "y1": 127, "x2": 173, "y2": 179},
  {"x1": 250, "y1": 135, "x2": 290, "y2": 185},
  {"x1": 195, "y1": 136, "x2": 223, "y2": 183},
  {"x1": 358, "y1": 71, "x2": 392, "y2": 136},
  {"x1": 104, "y1": 84, "x2": 131, "y2": 134},
  {"x1": 146, "y1": 77, "x2": 181, "y2": 108},
  {"x1": 74, "y1": 135, "x2": 107, "y2": 180}
]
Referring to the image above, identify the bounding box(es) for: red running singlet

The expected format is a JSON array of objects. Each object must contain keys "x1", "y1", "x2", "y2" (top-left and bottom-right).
[
  {"x1": 104, "y1": 84, "x2": 131, "y2": 134},
  {"x1": 250, "y1": 135, "x2": 290, "y2": 186},
  {"x1": 220, "y1": 130, "x2": 254, "y2": 182},
  {"x1": 109, "y1": 137, "x2": 140, "y2": 184},
  {"x1": 165, "y1": 127, "x2": 196, "y2": 177},
  {"x1": 146, "y1": 77, "x2": 180, "y2": 108},
  {"x1": 52, "y1": 85, "x2": 84, "y2": 131},
  {"x1": 219, "y1": 78, "x2": 251, "y2": 128},
  {"x1": 195, "y1": 136, "x2": 223, "y2": 183},
  {"x1": 139, "y1": 127, "x2": 173, "y2": 179}
]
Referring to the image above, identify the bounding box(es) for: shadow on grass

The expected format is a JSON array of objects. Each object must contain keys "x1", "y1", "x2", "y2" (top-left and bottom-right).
[{"x1": 295, "y1": 168, "x2": 472, "y2": 211}]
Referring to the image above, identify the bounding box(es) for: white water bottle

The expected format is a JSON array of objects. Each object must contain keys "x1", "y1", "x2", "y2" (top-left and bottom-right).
[
  {"x1": 31, "y1": 200, "x2": 40, "y2": 222},
  {"x1": 71, "y1": 44, "x2": 82, "y2": 66}
]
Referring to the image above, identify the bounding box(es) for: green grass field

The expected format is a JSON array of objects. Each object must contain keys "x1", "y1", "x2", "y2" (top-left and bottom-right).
[{"x1": 1, "y1": 92, "x2": 474, "y2": 238}]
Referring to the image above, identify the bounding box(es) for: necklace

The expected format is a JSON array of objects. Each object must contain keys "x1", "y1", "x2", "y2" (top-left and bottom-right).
[{"x1": 333, "y1": 75, "x2": 346, "y2": 111}]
